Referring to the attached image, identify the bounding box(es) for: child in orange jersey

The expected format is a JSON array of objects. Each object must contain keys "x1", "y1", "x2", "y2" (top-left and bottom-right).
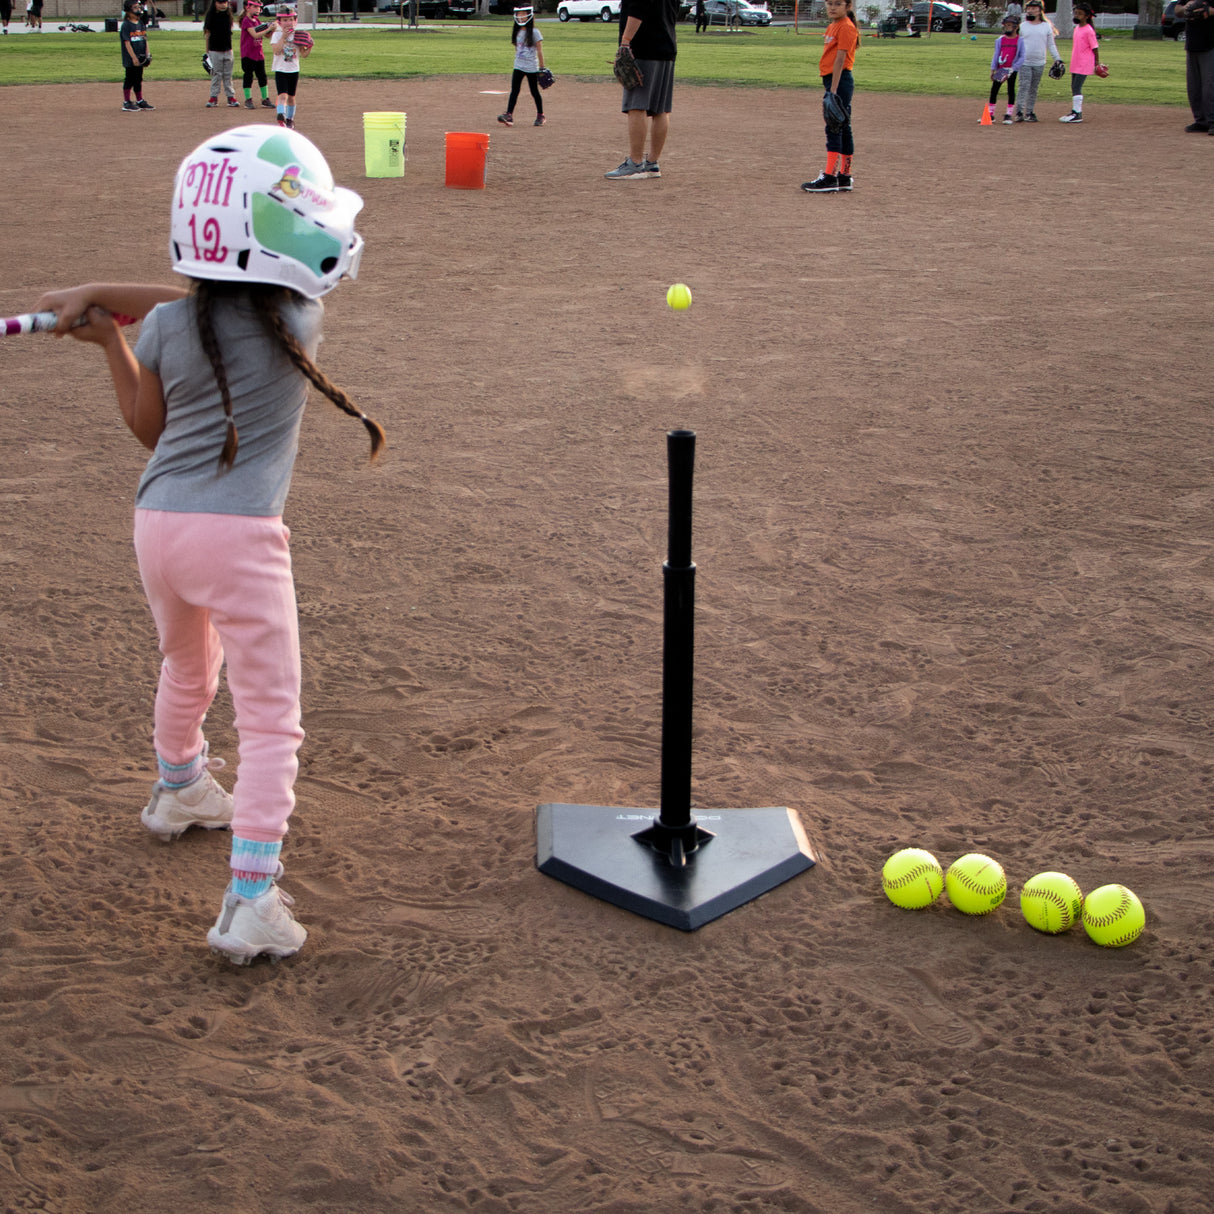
[{"x1": 802, "y1": 0, "x2": 860, "y2": 193}]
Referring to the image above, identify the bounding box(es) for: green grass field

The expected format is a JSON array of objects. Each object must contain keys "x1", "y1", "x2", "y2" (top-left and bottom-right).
[{"x1": 0, "y1": 22, "x2": 1189, "y2": 104}]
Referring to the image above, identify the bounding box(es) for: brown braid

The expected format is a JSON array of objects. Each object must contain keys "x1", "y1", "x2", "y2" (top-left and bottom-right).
[
  {"x1": 190, "y1": 280, "x2": 385, "y2": 471},
  {"x1": 256, "y1": 289, "x2": 386, "y2": 462},
  {"x1": 194, "y1": 281, "x2": 240, "y2": 470}
]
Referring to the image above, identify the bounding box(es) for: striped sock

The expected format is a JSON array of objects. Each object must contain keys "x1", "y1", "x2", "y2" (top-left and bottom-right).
[
  {"x1": 157, "y1": 749, "x2": 206, "y2": 789},
  {"x1": 841, "y1": 154, "x2": 853, "y2": 175},
  {"x1": 230, "y1": 837, "x2": 283, "y2": 900}
]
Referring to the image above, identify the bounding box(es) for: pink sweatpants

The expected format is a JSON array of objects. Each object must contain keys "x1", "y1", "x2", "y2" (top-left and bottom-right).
[{"x1": 133, "y1": 509, "x2": 304, "y2": 844}]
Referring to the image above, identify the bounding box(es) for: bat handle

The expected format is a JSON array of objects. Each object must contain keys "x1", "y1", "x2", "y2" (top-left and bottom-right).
[{"x1": 1, "y1": 310, "x2": 137, "y2": 336}]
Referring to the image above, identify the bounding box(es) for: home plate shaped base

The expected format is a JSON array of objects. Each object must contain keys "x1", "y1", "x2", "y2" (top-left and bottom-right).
[{"x1": 536, "y1": 803, "x2": 815, "y2": 931}]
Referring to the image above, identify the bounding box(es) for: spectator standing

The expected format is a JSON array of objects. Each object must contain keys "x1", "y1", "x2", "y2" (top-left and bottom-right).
[
  {"x1": 605, "y1": 0, "x2": 681, "y2": 179},
  {"x1": 983, "y1": 13, "x2": 1024, "y2": 125},
  {"x1": 239, "y1": 0, "x2": 273, "y2": 109},
  {"x1": 1180, "y1": 0, "x2": 1214, "y2": 133},
  {"x1": 801, "y1": 0, "x2": 860, "y2": 192},
  {"x1": 204, "y1": 0, "x2": 240, "y2": 109},
  {"x1": 267, "y1": 7, "x2": 312, "y2": 130},
  {"x1": 1013, "y1": 0, "x2": 1059, "y2": 121},
  {"x1": 1060, "y1": 0, "x2": 1100, "y2": 123},
  {"x1": 695, "y1": 0, "x2": 707, "y2": 32},
  {"x1": 497, "y1": 7, "x2": 548, "y2": 128},
  {"x1": 120, "y1": 0, "x2": 155, "y2": 113}
]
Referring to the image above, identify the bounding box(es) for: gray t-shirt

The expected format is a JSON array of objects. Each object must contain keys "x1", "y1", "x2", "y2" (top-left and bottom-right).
[{"x1": 134, "y1": 294, "x2": 323, "y2": 517}]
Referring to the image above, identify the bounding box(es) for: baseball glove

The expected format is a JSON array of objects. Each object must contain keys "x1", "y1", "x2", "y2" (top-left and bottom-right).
[
  {"x1": 1094, "y1": 62, "x2": 1109, "y2": 78},
  {"x1": 992, "y1": 67, "x2": 1011, "y2": 83},
  {"x1": 1185, "y1": 0, "x2": 1212, "y2": 17},
  {"x1": 1048, "y1": 58, "x2": 1065, "y2": 80},
  {"x1": 137, "y1": 53, "x2": 152, "y2": 67},
  {"x1": 538, "y1": 67, "x2": 555, "y2": 90},
  {"x1": 613, "y1": 44, "x2": 644, "y2": 91},
  {"x1": 822, "y1": 90, "x2": 850, "y2": 134},
  {"x1": 293, "y1": 28, "x2": 313, "y2": 50}
]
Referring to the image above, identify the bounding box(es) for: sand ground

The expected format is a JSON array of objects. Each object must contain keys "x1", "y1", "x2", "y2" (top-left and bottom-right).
[{"x1": 2, "y1": 76, "x2": 1213, "y2": 1213}]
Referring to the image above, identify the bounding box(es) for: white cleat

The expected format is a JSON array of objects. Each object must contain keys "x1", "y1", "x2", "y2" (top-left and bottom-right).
[
  {"x1": 207, "y1": 878, "x2": 307, "y2": 966},
  {"x1": 141, "y1": 751, "x2": 233, "y2": 841}
]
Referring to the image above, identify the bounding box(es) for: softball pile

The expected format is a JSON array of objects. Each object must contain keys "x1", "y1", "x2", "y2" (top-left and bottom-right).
[{"x1": 881, "y1": 848, "x2": 1146, "y2": 947}]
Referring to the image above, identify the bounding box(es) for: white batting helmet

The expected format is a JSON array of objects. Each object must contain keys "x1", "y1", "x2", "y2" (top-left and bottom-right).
[{"x1": 170, "y1": 125, "x2": 364, "y2": 299}]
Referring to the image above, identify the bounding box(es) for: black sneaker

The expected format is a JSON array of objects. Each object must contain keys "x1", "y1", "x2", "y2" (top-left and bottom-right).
[
  {"x1": 1059, "y1": 111, "x2": 1082, "y2": 123},
  {"x1": 137, "y1": 99, "x2": 155, "y2": 111},
  {"x1": 245, "y1": 97, "x2": 255, "y2": 110},
  {"x1": 122, "y1": 100, "x2": 139, "y2": 112},
  {"x1": 836, "y1": 173, "x2": 853, "y2": 191},
  {"x1": 497, "y1": 112, "x2": 513, "y2": 127},
  {"x1": 1184, "y1": 122, "x2": 1209, "y2": 133},
  {"x1": 801, "y1": 173, "x2": 839, "y2": 193},
  {"x1": 261, "y1": 97, "x2": 274, "y2": 108}
]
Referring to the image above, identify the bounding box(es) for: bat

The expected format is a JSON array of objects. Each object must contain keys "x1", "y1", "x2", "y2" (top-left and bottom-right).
[{"x1": 2, "y1": 310, "x2": 137, "y2": 337}]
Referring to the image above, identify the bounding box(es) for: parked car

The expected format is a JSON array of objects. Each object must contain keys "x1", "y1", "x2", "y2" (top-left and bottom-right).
[
  {"x1": 379, "y1": 0, "x2": 476, "y2": 15},
  {"x1": 697, "y1": 0, "x2": 772, "y2": 25},
  {"x1": 908, "y1": 1, "x2": 975, "y2": 32},
  {"x1": 1162, "y1": 0, "x2": 1186, "y2": 41},
  {"x1": 557, "y1": 0, "x2": 621, "y2": 20}
]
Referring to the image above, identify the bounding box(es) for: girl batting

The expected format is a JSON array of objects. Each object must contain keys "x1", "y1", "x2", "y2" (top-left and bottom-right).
[
  {"x1": 802, "y1": 0, "x2": 859, "y2": 193},
  {"x1": 35, "y1": 126, "x2": 383, "y2": 965}
]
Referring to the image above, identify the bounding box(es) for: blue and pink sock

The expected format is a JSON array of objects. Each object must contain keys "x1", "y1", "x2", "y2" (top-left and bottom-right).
[{"x1": 230, "y1": 837, "x2": 282, "y2": 900}]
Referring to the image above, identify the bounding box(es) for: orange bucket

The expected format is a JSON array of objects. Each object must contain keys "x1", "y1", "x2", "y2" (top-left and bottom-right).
[{"x1": 445, "y1": 131, "x2": 490, "y2": 190}]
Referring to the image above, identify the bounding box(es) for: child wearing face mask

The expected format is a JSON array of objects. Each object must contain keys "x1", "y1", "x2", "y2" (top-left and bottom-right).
[{"x1": 1013, "y1": 0, "x2": 1062, "y2": 123}]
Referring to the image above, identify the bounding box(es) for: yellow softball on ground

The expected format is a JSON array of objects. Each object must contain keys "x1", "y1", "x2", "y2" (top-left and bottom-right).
[
  {"x1": 881, "y1": 848, "x2": 945, "y2": 909},
  {"x1": 1020, "y1": 871, "x2": 1084, "y2": 934},
  {"x1": 666, "y1": 283, "x2": 692, "y2": 311},
  {"x1": 1082, "y1": 883, "x2": 1145, "y2": 947},
  {"x1": 945, "y1": 853, "x2": 1007, "y2": 915}
]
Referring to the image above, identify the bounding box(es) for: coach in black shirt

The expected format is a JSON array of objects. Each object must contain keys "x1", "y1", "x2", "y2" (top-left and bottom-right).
[{"x1": 604, "y1": 0, "x2": 680, "y2": 180}]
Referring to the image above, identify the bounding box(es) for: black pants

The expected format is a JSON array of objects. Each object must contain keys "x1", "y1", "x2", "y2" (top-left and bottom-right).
[
  {"x1": 695, "y1": 13, "x2": 707, "y2": 30},
  {"x1": 242, "y1": 55, "x2": 267, "y2": 90},
  {"x1": 507, "y1": 68, "x2": 542, "y2": 117},
  {"x1": 124, "y1": 64, "x2": 145, "y2": 92},
  {"x1": 988, "y1": 71, "x2": 1017, "y2": 106}
]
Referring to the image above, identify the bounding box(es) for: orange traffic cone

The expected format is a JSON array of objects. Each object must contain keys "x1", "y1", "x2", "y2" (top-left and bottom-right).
[{"x1": 979, "y1": 104, "x2": 993, "y2": 126}]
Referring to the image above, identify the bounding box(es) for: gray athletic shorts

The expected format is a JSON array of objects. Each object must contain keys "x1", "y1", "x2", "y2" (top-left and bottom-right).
[{"x1": 621, "y1": 58, "x2": 675, "y2": 116}]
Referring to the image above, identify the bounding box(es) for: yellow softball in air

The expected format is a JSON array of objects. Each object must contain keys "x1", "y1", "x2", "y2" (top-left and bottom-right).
[
  {"x1": 881, "y1": 848, "x2": 944, "y2": 909},
  {"x1": 666, "y1": 283, "x2": 692, "y2": 311},
  {"x1": 1020, "y1": 871, "x2": 1084, "y2": 934}
]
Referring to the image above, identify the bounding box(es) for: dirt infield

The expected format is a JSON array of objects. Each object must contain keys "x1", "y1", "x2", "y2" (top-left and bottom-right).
[{"x1": 2, "y1": 77, "x2": 1213, "y2": 1213}]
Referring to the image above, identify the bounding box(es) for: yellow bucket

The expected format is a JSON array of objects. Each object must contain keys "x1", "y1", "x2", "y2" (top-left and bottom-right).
[{"x1": 363, "y1": 112, "x2": 407, "y2": 178}]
